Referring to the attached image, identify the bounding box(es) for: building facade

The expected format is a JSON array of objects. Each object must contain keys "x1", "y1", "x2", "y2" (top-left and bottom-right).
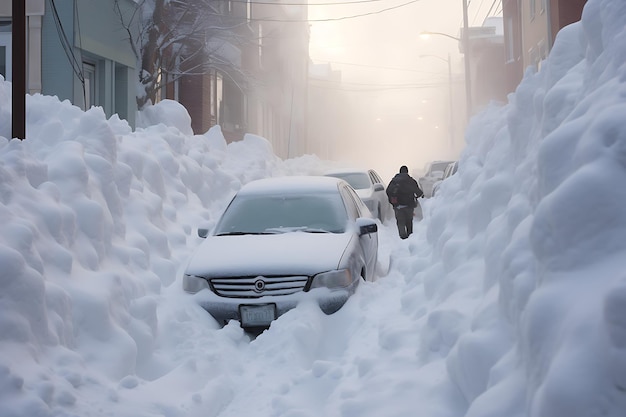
[
  {"x1": 1, "y1": 0, "x2": 138, "y2": 126},
  {"x1": 502, "y1": 0, "x2": 587, "y2": 92},
  {"x1": 167, "y1": 0, "x2": 310, "y2": 160}
]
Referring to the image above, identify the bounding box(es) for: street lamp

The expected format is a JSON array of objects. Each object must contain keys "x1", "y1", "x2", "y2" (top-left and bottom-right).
[
  {"x1": 419, "y1": 53, "x2": 454, "y2": 151},
  {"x1": 419, "y1": 0, "x2": 472, "y2": 122},
  {"x1": 461, "y1": 0, "x2": 472, "y2": 121},
  {"x1": 419, "y1": 31, "x2": 461, "y2": 42}
]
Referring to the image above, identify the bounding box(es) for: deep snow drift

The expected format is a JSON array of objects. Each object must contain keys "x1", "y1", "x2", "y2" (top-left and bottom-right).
[{"x1": 1, "y1": 0, "x2": 626, "y2": 416}]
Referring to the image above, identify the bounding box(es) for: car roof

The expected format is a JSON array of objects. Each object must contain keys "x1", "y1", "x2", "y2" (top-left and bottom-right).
[
  {"x1": 237, "y1": 176, "x2": 346, "y2": 196},
  {"x1": 323, "y1": 168, "x2": 372, "y2": 175}
]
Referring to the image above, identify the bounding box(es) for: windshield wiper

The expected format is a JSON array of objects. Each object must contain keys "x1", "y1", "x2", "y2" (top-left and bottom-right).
[
  {"x1": 300, "y1": 228, "x2": 332, "y2": 233},
  {"x1": 264, "y1": 226, "x2": 332, "y2": 234},
  {"x1": 216, "y1": 231, "x2": 276, "y2": 236}
]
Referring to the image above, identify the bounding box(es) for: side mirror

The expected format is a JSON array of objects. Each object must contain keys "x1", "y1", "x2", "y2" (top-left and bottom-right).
[
  {"x1": 356, "y1": 217, "x2": 378, "y2": 235},
  {"x1": 374, "y1": 184, "x2": 384, "y2": 192},
  {"x1": 197, "y1": 228, "x2": 210, "y2": 238}
]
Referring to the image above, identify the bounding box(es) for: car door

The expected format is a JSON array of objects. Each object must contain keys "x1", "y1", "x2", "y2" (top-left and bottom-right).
[
  {"x1": 341, "y1": 184, "x2": 378, "y2": 279},
  {"x1": 369, "y1": 169, "x2": 390, "y2": 219}
]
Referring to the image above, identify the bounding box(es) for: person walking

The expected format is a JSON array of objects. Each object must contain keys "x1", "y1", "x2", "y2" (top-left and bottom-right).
[{"x1": 386, "y1": 165, "x2": 423, "y2": 239}]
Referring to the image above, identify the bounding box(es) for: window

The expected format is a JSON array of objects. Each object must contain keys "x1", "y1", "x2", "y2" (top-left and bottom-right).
[
  {"x1": 210, "y1": 71, "x2": 217, "y2": 121},
  {"x1": 539, "y1": 40, "x2": 548, "y2": 60},
  {"x1": 529, "y1": 47, "x2": 539, "y2": 70},
  {"x1": 537, "y1": 40, "x2": 548, "y2": 70},
  {"x1": 343, "y1": 186, "x2": 367, "y2": 219},
  {"x1": 215, "y1": 194, "x2": 347, "y2": 234},
  {"x1": 82, "y1": 62, "x2": 96, "y2": 110},
  {"x1": 258, "y1": 24, "x2": 263, "y2": 67},
  {"x1": 327, "y1": 173, "x2": 370, "y2": 190},
  {"x1": 0, "y1": 21, "x2": 11, "y2": 81},
  {"x1": 216, "y1": 72, "x2": 223, "y2": 125},
  {"x1": 0, "y1": 35, "x2": 10, "y2": 81},
  {"x1": 505, "y1": 16, "x2": 515, "y2": 63}
]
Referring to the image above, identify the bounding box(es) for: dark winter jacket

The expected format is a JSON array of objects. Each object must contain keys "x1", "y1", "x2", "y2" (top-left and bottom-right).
[{"x1": 386, "y1": 173, "x2": 423, "y2": 208}]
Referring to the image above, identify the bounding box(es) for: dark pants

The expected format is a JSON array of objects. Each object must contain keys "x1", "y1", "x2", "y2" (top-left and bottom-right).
[{"x1": 394, "y1": 206, "x2": 414, "y2": 239}]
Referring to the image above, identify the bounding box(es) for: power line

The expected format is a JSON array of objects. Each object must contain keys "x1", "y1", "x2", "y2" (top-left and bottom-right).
[
  {"x1": 472, "y1": 0, "x2": 488, "y2": 25},
  {"x1": 310, "y1": 78, "x2": 461, "y2": 92},
  {"x1": 309, "y1": 83, "x2": 455, "y2": 92},
  {"x1": 310, "y1": 58, "x2": 443, "y2": 74},
  {"x1": 48, "y1": 0, "x2": 84, "y2": 83},
  {"x1": 232, "y1": 0, "x2": 393, "y2": 5},
  {"x1": 485, "y1": 0, "x2": 501, "y2": 18},
  {"x1": 316, "y1": 79, "x2": 453, "y2": 87},
  {"x1": 74, "y1": 0, "x2": 87, "y2": 108},
  {"x1": 248, "y1": 0, "x2": 422, "y2": 22}
]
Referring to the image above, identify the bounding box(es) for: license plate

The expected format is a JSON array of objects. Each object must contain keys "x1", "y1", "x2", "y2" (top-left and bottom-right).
[{"x1": 239, "y1": 304, "x2": 276, "y2": 327}]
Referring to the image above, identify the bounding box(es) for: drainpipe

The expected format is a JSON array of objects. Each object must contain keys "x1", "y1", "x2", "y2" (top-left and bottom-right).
[{"x1": 12, "y1": 0, "x2": 26, "y2": 140}]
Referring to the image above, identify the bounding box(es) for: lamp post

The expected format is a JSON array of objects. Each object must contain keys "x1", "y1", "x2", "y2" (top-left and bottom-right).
[
  {"x1": 419, "y1": 0, "x2": 472, "y2": 123},
  {"x1": 461, "y1": 0, "x2": 472, "y2": 121},
  {"x1": 419, "y1": 53, "x2": 454, "y2": 151},
  {"x1": 419, "y1": 31, "x2": 460, "y2": 42}
]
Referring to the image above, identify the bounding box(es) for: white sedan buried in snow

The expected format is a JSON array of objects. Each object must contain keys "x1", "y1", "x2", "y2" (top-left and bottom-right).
[
  {"x1": 324, "y1": 168, "x2": 392, "y2": 221},
  {"x1": 182, "y1": 176, "x2": 379, "y2": 330}
]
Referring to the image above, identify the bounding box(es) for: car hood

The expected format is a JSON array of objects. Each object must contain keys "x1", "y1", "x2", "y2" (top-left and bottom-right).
[{"x1": 185, "y1": 232, "x2": 355, "y2": 277}]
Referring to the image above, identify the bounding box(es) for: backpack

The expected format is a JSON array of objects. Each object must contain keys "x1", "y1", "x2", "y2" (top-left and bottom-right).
[{"x1": 388, "y1": 182, "x2": 400, "y2": 206}]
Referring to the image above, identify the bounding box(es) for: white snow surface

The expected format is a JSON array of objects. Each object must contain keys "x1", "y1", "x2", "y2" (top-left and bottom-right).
[{"x1": 1, "y1": 0, "x2": 626, "y2": 415}]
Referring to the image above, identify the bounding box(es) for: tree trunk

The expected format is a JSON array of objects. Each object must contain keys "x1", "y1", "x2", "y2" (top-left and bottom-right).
[{"x1": 137, "y1": 0, "x2": 165, "y2": 109}]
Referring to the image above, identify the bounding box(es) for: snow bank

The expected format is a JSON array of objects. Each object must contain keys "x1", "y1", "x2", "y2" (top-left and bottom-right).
[
  {"x1": 0, "y1": 84, "x2": 332, "y2": 416},
  {"x1": 422, "y1": 2, "x2": 626, "y2": 416},
  {"x1": 1, "y1": 0, "x2": 626, "y2": 416}
]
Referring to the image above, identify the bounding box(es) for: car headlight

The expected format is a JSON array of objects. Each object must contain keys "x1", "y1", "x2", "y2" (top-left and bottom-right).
[
  {"x1": 183, "y1": 274, "x2": 210, "y2": 293},
  {"x1": 310, "y1": 269, "x2": 352, "y2": 289}
]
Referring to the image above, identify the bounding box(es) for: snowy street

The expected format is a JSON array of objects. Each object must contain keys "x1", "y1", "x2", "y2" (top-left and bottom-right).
[{"x1": 2, "y1": 0, "x2": 626, "y2": 416}]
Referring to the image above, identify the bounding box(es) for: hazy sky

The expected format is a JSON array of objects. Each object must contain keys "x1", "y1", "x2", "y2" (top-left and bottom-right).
[{"x1": 306, "y1": 0, "x2": 500, "y2": 180}]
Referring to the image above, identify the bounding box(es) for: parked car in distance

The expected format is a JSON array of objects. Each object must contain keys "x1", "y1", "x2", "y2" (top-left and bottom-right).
[
  {"x1": 323, "y1": 168, "x2": 392, "y2": 221},
  {"x1": 182, "y1": 176, "x2": 379, "y2": 331},
  {"x1": 418, "y1": 160, "x2": 455, "y2": 198},
  {"x1": 431, "y1": 161, "x2": 459, "y2": 197}
]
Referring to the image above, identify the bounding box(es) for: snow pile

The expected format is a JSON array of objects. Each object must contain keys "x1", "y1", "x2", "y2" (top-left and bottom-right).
[
  {"x1": 422, "y1": 2, "x2": 626, "y2": 415},
  {"x1": 0, "y1": 87, "x2": 334, "y2": 416},
  {"x1": 0, "y1": 0, "x2": 625, "y2": 416}
]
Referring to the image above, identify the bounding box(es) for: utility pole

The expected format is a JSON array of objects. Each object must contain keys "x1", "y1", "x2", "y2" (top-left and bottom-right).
[
  {"x1": 446, "y1": 52, "x2": 454, "y2": 151},
  {"x1": 462, "y1": 0, "x2": 472, "y2": 122},
  {"x1": 12, "y1": 0, "x2": 26, "y2": 140}
]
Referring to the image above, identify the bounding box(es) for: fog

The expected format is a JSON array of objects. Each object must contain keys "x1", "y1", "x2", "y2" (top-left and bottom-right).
[{"x1": 308, "y1": 0, "x2": 492, "y2": 181}]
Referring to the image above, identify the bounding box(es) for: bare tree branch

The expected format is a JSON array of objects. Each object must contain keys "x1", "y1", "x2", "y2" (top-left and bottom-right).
[{"x1": 115, "y1": 0, "x2": 256, "y2": 109}]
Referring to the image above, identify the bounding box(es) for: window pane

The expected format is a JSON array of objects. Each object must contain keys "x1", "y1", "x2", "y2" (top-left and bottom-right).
[
  {"x1": 0, "y1": 46, "x2": 6, "y2": 80},
  {"x1": 215, "y1": 194, "x2": 347, "y2": 234},
  {"x1": 326, "y1": 173, "x2": 370, "y2": 190}
]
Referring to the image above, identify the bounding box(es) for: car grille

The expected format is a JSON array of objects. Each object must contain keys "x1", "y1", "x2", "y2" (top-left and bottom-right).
[{"x1": 209, "y1": 275, "x2": 309, "y2": 298}]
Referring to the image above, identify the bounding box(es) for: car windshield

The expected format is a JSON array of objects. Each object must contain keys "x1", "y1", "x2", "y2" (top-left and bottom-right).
[
  {"x1": 326, "y1": 173, "x2": 370, "y2": 190},
  {"x1": 214, "y1": 193, "x2": 349, "y2": 235},
  {"x1": 429, "y1": 162, "x2": 451, "y2": 175}
]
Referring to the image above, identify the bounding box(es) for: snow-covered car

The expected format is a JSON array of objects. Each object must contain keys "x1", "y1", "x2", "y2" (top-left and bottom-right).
[
  {"x1": 182, "y1": 176, "x2": 379, "y2": 330},
  {"x1": 323, "y1": 168, "x2": 392, "y2": 221},
  {"x1": 431, "y1": 161, "x2": 459, "y2": 197},
  {"x1": 418, "y1": 160, "x2": 455, "y2": 198}
]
